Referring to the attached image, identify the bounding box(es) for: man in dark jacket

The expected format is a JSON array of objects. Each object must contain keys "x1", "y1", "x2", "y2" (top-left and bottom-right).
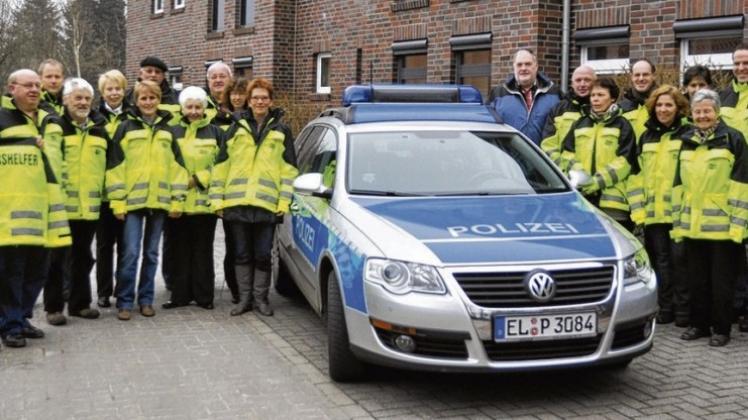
[
  {"x1": 125, "y1": 56, "x2": 180, "y2": 124},
  {"x1": 488, "y1": 49, "x2": 560, "y2": 145}
]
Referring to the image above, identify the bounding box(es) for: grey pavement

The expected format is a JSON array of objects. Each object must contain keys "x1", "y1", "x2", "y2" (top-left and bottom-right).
[{"x1": 1, "y1": 226, "x2": 747, "y2": 419}]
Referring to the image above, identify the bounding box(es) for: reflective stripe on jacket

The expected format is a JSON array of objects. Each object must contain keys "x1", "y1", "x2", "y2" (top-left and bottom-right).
[
  {"x1": 0, "y1": 103, "x2": 71, "y2": 247},
  {"x1": 60, "y1": 110, "x2": 109, "y2": 220},
  {"x1": 628, "y1": 118, "x2": 690, "y2": 225},
  {"x1": 210, "y1": 108, "x2": 298, "y2": 214},
  {"x1": 620, "y1": 88, "x2": 653, "y2": 141},
  {"x1": 540, "y1": 94, "x2": 588, "y2": 169},
  {"x1": 672, "y1": 120, "x2": 748, "y2": 242},
  {"x1": 105, "y1": 109, "x2": 189, "y2": 215},
  {"x1": 561, "y1": 106, "x2": 637, "y2": 213},
  {"x1": 172, "y1": 116, "x2": 224, "y2": 214}
]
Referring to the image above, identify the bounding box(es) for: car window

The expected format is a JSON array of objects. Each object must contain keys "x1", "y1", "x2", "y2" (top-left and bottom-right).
[
  {"x1": 347, "y1": 130, "x2": 568, "y2": 196},
  {"x1": 310, "y1": 129, "x2": 338, "y2": 188},
  {"x1": 296, "y1": 125, "x2": 327, "y2": 175}
]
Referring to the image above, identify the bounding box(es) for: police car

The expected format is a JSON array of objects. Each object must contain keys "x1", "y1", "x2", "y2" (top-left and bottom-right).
[{"x1": 275, "y1": 85, "x2": 657, "y2": 382}]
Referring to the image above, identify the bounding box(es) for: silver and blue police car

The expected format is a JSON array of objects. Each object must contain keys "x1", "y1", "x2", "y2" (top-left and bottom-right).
[{"x1": 275, "y1": 85, "x2": 657, "y2": 382}]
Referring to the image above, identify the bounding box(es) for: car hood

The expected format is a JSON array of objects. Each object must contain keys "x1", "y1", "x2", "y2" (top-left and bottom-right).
[{"x1": 349, "y1": 192, "x2": 618, "y2": 265}]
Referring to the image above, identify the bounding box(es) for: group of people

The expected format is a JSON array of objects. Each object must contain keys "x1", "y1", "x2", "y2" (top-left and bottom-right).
[
  {"x1": 489, "y1": 46, "x2": 748, "y2": 347},
  {"x1": 0, "y1": 56, "x2": 297, "y2": 349}
]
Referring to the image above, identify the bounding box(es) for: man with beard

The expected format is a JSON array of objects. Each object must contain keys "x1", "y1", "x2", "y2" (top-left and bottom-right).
[
  {"x1": 43, "y1": 79, "x2": 109, "y2": 322},
  {"x1": 540, "y1": 65, "x2": 596, "y2": 168}
]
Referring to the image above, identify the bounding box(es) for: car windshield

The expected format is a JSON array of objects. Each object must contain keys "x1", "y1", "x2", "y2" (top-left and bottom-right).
[{"x1": 347, "y1": 130, "x2": 569, "y2": 196}]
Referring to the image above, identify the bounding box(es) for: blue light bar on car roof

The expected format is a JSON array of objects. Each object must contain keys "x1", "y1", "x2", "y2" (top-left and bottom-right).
[{"x1": 342, "y1": 84, "x2": 483, "y2": 106}]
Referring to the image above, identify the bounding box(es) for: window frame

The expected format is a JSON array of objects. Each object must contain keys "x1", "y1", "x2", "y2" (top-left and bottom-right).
[
  {"x1": 211, "y1": 0, "x2": 225, "y2": 32},
  {"x1": 173, "y1": 0, "x2": 185, "y2": 10},
  {"x1": 579, "y1": 42, "x2": 630, "y2": 75},
  {"x1": 453, "y1": 49, "x2": 491, "y2": 100},
  {"x1": 395, "y1": 53, "x2": 428, "y2": 84},
  {"x1": 239, "y1": 0, "x2": 255, "y2": 27},
  {"x1": 153, "y1": 0, "x2": 164, "y2": 14},
  {"x1": 316, "y1": 53, "x2": 331, "y2": 95}
]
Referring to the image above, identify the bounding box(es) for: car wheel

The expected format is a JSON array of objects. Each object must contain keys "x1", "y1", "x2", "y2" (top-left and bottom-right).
[{"x1": 327, "y1": 270, "x2": 366, "y2": 382}]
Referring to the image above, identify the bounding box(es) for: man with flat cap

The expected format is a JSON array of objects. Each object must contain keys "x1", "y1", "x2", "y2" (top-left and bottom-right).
[{"x1": 126, "y1": 56, "x2": 180, "y2": 125}]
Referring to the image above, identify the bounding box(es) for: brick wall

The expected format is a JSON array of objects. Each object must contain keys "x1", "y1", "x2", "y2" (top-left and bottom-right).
[{"x1": 126, "y1": 0, "x2": 748, "y2": 112}]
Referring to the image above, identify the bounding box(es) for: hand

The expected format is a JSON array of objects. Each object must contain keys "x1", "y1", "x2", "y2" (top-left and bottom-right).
[
  {"x1": 581, "y1": 182, "x2": 600, "y2": 195},
  {"x1": 168, "y1": 211, "x2": 182, "y2": 218},
  {"x1": 115, "y1": 212, "x2": 126, "y2": 221},
  {"x1": 35, "y1": 136, "x2": 44, "y2": 149},
  {"x1": 188, "y1": 177, "x2": 196, "y2": 189},
  {"x1": 216, "y1": 210, "x2": 223, "y2": 218}
]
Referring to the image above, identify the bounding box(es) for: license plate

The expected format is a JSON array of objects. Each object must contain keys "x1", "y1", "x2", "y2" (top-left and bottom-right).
[{"x1": 493, "y1": 312, "x2": 597, "y2": 342}]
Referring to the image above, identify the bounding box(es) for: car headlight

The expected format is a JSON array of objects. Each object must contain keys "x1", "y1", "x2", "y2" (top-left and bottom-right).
[
  {"x1": 365, "y1": 258, "x2": 446, "y2": 295},
  {"x1": 623, "y1": 247, "x2": 654, "y2": 286}
]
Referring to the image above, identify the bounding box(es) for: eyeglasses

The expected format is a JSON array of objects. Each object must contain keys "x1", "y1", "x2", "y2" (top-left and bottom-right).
[
  {"x1": 251, "y1": 96, "x2": 270, "y2": 102},
  {"x1": 12, "y1": 82, "x2": 41, "y2": 90}
]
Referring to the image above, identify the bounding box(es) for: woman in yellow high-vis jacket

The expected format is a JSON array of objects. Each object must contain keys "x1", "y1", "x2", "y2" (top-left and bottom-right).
[
  {"x1": 210, "y1": 78, "x2": 298, "y2": 317},
  {"x1": 561, "y1": 78, "x2": 638, "y2": 231},
  {"x1": 673, "y1": 89, "x2": 748, "y2": 347},
  {"x1": 627, "y1": 85, "x2": 691, "y2": 327},
  {"x1": 105, "y1": 80, "x2": 188, "y2": 321},
  {"x1": 161, "y1": 87, "x2": 224, "y2": 311}
]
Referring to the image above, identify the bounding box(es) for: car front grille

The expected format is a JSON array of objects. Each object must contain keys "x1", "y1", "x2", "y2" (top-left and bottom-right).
[
  {"x1": 454, "y1": 266, "x2": 615, "y2": 308},
  {"x1": 483, "y1": 335, "x2": 602, "y2": 361}
]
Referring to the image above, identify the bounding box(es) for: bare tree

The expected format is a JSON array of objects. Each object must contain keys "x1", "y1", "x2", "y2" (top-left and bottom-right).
[
  {"x1": 65, "y1": 0, "x2": 90, "y2": 77},
  {"x1": 0, "y1": 0, "x2": 20, "y2": 82}
]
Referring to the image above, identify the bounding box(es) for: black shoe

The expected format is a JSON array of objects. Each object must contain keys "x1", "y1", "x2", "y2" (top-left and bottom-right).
[
  {"x1": 21, "y1": 324, "x2": 45, "y2": 339},
  {"x1": 256, "y1": 302, "x2": 274, "y2": 317},
  {"x1": 197, "y1": 302, "x2": 214, "y2": 310},
  {"x1": 69, "y1": 308, "x2": 100, "y2": 319},
  {"x1": 708, "y1": 334, "x2": 730, "y2": 347},
  {"x1": 656, "y1": 312, "x2": 674, "y2": 324},
  {"x1": 231, "y1": 296, "x2": 239, "y2": 305},
  {"x1": 2, "y1": 334, "x2": 27, "y2": 348},
  {"x1": 680, "y1": 327, "x2": 709, "y2": 341},
  {"x1": 97, "y1": 297, "x2": 111, "y2": 308},
  {"x1": 161, "y1": 301, "x2": 188, "y2": 309}
]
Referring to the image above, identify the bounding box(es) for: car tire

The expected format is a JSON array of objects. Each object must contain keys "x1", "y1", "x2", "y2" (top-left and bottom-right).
[{"x1": 327, "y1": 270, "x2": 366, "y2": 382}]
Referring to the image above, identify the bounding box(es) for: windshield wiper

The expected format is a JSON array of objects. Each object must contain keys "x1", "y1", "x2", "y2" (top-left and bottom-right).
[
  {"x1": 348, "y1": 189, "x2": 426, "y2": 197},
  {"x1": 429, "y1": 191, "x2": 531, "y2": 196}
]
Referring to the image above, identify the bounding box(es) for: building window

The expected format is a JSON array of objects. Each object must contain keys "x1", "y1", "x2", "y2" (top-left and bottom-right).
[
  {"x1": 454, "y1": 50, "x2": 491, "y2": 100},
  {"x1": 450, "y1": 33, "x2": 492, "y2": 100},
  {"x1": 395, "y1": 54, "x2": 427, "y2": 84},
  {"x1": 168, "y1": 66, "x2": 183, "y2": 91},
  {"x1": 576, "y1": 26, "x2": 630, "y2": 74},
  {"x1": 153, "y1": 0, "x2": 164, "y2": 14},
  {"x1": 237, "y1": 0, "x2": 254, "y2": 27},
  {"x1": 316, "y1": 53, "x2": 331, "y2": 94},
  {"x1": 173, "y1": 0, "x2": 185, "y2": 10},
  {"x1": 232, "y1": 56, "x2": 254, "y2": 79},
  {"x1": 674, "y1": 15, "x2": 744, "y2": 75},
  {"x1": 211, "y1": 0, "x2": 225, "y2": 32},
  {"x1": 392, "y1": 39, "x2": 428, "y2": 84}
]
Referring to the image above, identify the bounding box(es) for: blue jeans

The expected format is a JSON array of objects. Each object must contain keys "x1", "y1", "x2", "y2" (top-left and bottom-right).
[
  {"x1": 0, "y1": 246, "x2": 49, "y2": 336},
  {"x1": 115, "y1": 210, "x2": 166, "y2": 309}
]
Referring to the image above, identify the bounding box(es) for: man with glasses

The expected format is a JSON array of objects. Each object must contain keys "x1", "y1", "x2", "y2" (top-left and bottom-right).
[{"x1": 0, "y1": 69, "x2": 70, "y2": 349}]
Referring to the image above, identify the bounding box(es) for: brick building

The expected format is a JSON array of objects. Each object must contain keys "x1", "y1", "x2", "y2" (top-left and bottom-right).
[{"x1": 127, "y1": 0, "x2": 747, "y2": 108}]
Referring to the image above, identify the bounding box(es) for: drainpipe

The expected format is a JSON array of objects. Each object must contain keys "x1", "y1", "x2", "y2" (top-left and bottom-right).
[{"x1": 561, "y1": 0, "x2": 571, "y2": 93}]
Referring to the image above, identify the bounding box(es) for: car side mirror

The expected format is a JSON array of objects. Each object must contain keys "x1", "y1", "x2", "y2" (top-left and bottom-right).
[
  {"x1": 293, "y1": 173, "x2": 333, "y2": 199},
  {"x1": 568, "y1": 169, "x2": 592, "y2": 189}
]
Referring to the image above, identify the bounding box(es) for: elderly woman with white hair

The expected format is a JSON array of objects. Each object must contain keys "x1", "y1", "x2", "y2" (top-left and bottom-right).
[
  {"x1": 673, "y1": 89, "x2": 748, "y2": 347},
  {"x1": 161, "y1": 86, "x2": 225, "y2": 310},
  {"x1": 44, "y1": 77, "x2": 110, "y2": 322}
]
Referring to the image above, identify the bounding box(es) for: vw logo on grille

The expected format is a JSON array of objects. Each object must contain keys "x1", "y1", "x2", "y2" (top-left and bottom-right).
[{"x1": 525, "y1": 270, "x2": 556, "y2": 303}]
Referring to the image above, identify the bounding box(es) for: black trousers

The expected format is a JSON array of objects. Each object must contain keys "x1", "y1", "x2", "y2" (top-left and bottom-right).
[
  {"x1": 43, "y1": 247, "x2": 70, "y2": 313},
  {"x1": 227, "y1": 221, "x2": 274, "y2": 272},
  {"x1": 222, "y1": 220, "x2": 238, "y2": 298},
  {"x1": 168, "y1": 214, "x2": 217, "y2": 305},
  {"x1": 0, "y1": 246, "x2": 49, "y2": 336},
  {"x1": 67, "y1": 220, "x2": 98, "y2": 313},
  {"x1": 644, "y1": 224, "x2": 688, "y2": 317},
  {"x1": 95, "y1": 201, "x2": 123, "y2": 299},
  {"x1": 684, "y1": 239, "x2": 741, "y2": 335},
  {"x1": 734, "y1": 245, "x2": 748, "y2": 317}
]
